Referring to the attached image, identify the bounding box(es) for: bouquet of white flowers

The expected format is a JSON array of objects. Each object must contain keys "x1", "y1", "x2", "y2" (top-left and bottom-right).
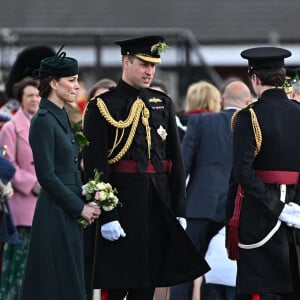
[{"x1": 78, "y1": 169, "x2": 120, "y2": 228}]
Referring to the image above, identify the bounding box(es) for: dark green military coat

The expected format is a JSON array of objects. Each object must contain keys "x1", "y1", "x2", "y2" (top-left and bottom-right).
[
  {"x1": 83, "y1": 80, "x2": 209, "y2": 289},
  {"x1": 19, "y1": 99, "x2": 86, "y2": 300}
]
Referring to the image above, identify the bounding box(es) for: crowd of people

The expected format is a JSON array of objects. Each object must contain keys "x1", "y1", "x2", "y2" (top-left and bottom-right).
[{"x1": 0, "y1": 36, "x2": 300, "y2": 300}]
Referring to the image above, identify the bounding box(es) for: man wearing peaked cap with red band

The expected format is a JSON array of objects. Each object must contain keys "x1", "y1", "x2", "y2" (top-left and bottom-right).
[
  {"x1": 83, "y1": 35, "x2": 210, "y2": 300},
  {"x1": 226, "y1": 46, "x2": 300, "y2": 300}
]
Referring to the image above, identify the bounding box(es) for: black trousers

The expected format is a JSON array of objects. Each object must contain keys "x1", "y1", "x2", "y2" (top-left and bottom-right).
[
  {"x1": 107, "y1": 287, "x2": 155, "y2": 300},
  {"x1": 170, "y1": 219, "x2": 223, "y2": 300}
]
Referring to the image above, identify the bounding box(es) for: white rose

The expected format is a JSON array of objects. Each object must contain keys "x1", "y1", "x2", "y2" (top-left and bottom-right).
[
  {"x1": 102, "y1": 205, "x2": 114, "y2": 211},
  {"x1": 96, "y1": 182, "x2": 106, "y2": 190}
]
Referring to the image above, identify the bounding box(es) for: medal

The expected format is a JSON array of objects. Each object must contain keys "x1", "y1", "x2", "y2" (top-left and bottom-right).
[{"x1": 157, "y1": 125, "x2": 168, "y2": 141}]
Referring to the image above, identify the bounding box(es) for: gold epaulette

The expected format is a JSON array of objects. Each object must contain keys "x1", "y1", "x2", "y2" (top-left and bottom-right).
[
  {"x1": 97, "y1": 97, "x2": 151, "y2": 164},
  {"x1": 231, "y1": 104, "x2": 262, "y2": 157}
]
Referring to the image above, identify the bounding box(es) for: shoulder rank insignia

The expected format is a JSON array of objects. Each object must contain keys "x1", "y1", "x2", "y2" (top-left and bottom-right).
[{"x1": 149, "y1": 97, "x2": 162, "y2": 103}]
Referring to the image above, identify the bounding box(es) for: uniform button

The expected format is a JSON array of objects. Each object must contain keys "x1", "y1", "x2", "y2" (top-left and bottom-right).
[
  {"x1": 74, "y1": 158, "x2": 78, "y2": 163},
  {"x1": 71, "y1": 139, "x2": 75, "y2": 143}
]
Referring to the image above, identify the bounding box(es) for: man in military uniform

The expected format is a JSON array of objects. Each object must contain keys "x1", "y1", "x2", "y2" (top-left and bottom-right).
[
  {"x1": 83, "y1": 35, "x2": 209, "y2": 300},
  {"x1": 226, "y1": 47, "x2": 300, "y2": 300}
]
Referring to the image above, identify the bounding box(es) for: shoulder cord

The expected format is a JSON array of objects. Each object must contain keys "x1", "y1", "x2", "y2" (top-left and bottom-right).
[
  {"x1": 97, "y1": 97, "x2": 151, "y2": 164},
  {"x1": 232, "y1": 108, "x2": 284, "y2": 250},
  {"x1": 231, "y1": 107, "x2": 262, "y2": 156},
  {"x1": 248, "y1": 108, "x2": 262, "y2": 156}
]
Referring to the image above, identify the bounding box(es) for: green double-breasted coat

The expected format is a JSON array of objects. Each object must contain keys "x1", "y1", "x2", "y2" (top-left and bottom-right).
[{"x1": 19, "y1": 99, "x2": 86, "y2": 300}]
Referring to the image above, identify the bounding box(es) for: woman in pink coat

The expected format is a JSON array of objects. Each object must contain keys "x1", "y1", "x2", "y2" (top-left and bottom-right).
[{"x1": 0, "y1": 77, "x2": 41, "y2": 300}]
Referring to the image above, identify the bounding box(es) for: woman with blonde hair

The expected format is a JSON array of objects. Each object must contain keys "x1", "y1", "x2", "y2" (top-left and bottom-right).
[
  {"x1": 176, "y1": 80, "x2": 221, "y2": 142},
  {"x1": 186, "y1": 80, "x2": 221, "y2": 113}
]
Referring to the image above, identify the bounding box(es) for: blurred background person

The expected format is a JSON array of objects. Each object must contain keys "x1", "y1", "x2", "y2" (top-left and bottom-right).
[
  {"x1": 75, "y1": 72, "x2": 88, "y2": 113},
  {"x1": 283, "y1": 68, "x2": 298, "y2": 99},
  {"x1": 0, "y1": 45, "x2": 55, "y2": 131},
  {"x1": 178, "y1": 80, "x2": 221, "y2": 142},
  {"x1": 0, "y1": 77, "x2": 41, "y2": 300},
  {"x1": 185, "y1": 80, "x2": 221, "y2": 114},
  {"x1": 86, "y1": 78, "x2": 117, "y2": 101},
  {"x1": 0, "y1": 154, "x2": 19, "y2": 251},
  {"x1": 0, "y1": 71, "x2": 8, "y2": 108},
  {"x1": 284, "y1": 68, "x2": 300, "y2": 103}
]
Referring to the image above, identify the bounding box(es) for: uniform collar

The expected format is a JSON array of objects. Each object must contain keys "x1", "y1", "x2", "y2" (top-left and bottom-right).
[
  {"x1": 259, "y1": 88, "x2": 288, "y2": 101},
  {"x1": 118, "y1": 79, "x2": 141, "y2": 98}
]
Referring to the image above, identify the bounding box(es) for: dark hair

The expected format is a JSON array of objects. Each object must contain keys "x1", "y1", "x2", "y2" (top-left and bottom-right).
[
  {"x1": 12, "y1": 77, "x2": 39, "y2": 103},
  {"x1": 38, "y1": 75, "x2": 58, "y2": 98},
  {"x1": 251, "y1": 67, "x2": 286, "y2": 87}
]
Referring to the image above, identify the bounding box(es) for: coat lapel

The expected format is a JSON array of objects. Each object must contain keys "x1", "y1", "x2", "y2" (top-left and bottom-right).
[{"x1": 39, "y1": 98, "x2": 70, "y2": 133}]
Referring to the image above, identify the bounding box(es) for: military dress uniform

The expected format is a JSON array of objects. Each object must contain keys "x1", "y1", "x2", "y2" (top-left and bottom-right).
[
  {"x1": 226, "y1": 47, "x2": 300, "y2": 299},
  {"x1": 83, "y1": 78, "x2": 209, "y2": 291}
]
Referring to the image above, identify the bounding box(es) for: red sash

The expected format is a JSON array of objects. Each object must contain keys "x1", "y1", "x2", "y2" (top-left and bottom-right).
[
  {"x1": 227, "y1": 170, "x2": 300, "y2": 260},
  {"x1": 101, "y1": 289, "x2": 109, "y2": 300},
  {"x1": 109, "y1": 160, "x2": 172, "y2": 174}
]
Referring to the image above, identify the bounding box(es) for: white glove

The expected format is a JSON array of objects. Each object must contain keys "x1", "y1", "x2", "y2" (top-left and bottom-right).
[
  {"x1": 279, "y1": 202, "x2": 300, "y2": 229},
  {"x1": 176, "y1": 217, "x2": 187, "y2": 230},
  {"x1": 101, "y1": 221, "x2": 126, "y2": 241}
]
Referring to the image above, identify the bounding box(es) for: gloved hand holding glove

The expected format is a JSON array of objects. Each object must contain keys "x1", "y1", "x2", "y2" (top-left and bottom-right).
[
  {"x1": 101, "y1": 220, "x2": 126, "y2": 241},
  {"x1": 176, "y1": 217, "x2": 187, "y2": 230},
  {"x1": 279, "y1": 202, "x2": 300, "y2": 229}
]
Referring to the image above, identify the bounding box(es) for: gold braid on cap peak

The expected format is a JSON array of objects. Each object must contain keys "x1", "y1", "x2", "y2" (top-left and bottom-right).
[
  {"x1": 97, "y1": 97, "x2": 151, "y2": 164},
  {"x1": 231, "y1": 106, "x2": 262, "y2": 157}
]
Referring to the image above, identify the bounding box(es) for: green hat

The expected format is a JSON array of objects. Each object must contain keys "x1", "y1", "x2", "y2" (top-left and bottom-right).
[
  {"x1": 241, "y1": 46, "x2": 291, "y2": 73},
  {"x1": 115, "y1": 35, "x2": 168, "y2": 64},
  {"x1": 34, "y1": 46, "x2": 78, "y2": 79}
]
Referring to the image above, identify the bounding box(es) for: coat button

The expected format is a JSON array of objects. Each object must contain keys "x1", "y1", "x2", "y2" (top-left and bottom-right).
[
  {"x1": 71, "y1": 139, "x2": 75, "y2": 143},
  {"x1": 74, "y1": 158, "x2": 78, "y2": 163}
]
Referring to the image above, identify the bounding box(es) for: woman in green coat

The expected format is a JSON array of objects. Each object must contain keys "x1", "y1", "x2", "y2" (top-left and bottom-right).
[{"x1": 19, "y1": 47, "x2": 101, "y2": 300}]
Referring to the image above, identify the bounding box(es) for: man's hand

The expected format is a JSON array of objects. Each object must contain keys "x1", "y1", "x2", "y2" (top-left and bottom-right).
[
  {"x1": 279, "y1": 202, "x2": 300, "y2": 229},
  {"x1": 101, "y1": 220, "x2": 126, "y2": 241}
]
